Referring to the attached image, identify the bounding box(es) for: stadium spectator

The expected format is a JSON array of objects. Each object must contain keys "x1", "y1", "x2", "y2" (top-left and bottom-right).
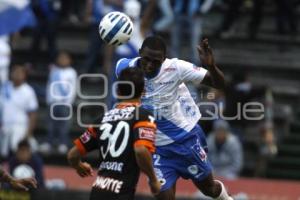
[
  {"x1": 255, "y1": 125, "x2": 278, "y2": 177},
  {"x1": 248, "y1": 0, "x2": 298, "y2": 39},
  {"x1": 40, "y1": 51, "x2": 77, "y2": 154},
  {"x1": 207, "y1": 120, "x2": 243, "y2": 179},
  {"x1": 30, "y1": 0, "x2": 61, "y2": 63},
  {"x1": 82, "y1": 0, "x2": 123, "y2": 74},
  {"x1": 9, "y1": 139, "x2": 45, "y2": 188},
  {"x1": 171, "y1": 0, "x2": 215, "y2": 64},
  {"x1": 0, "y1": 65, "x2": 38, "y2": 159},
  {"x1": 0, "y1": 35, "x2": 11, "y2": 85},
  {"x1": 224, "y1": 71, "x2": 266, "y2": 136},
  {"x1": 60, "y1": 0, "x2": 82, "y2": 24},
  {"x1": 0, "y1": 164, "x2": 37, "y2": 190},
  {"x1": 153, "y1": 0, "x2": 174, "y2": 33}
]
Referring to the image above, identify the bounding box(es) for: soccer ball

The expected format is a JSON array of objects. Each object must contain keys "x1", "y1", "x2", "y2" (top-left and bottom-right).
[{"x1": 99, "y1": 11, "x2": 134, "y2": 46}]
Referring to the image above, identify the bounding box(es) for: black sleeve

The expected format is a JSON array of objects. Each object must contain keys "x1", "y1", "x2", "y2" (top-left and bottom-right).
[{"x1": 74, "y1": 115, "x2": 104, "y2": 155}]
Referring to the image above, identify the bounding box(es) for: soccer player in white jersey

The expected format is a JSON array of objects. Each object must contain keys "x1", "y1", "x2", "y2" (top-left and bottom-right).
[{"x1": 115, "y1": 36, "x2": 233, "y2": 200}]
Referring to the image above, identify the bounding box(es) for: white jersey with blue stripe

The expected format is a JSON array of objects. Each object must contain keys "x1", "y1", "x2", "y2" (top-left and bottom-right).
[{"x1": 116, "y1": 57, "x2": 208, "y2": 146}]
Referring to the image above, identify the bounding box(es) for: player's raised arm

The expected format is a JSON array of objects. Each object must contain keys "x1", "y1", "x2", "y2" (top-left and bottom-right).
[
  {"x1": 198, "y1": 39, "x2": 225, "y2": 90},
  {"x1": 67, "y1": 127, "x2": 100, "y2": 178}
]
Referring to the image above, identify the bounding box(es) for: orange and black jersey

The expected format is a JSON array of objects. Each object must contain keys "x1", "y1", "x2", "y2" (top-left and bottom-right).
[{"x1": 74, "y1": 103, "x2": 156, "y2": 195}]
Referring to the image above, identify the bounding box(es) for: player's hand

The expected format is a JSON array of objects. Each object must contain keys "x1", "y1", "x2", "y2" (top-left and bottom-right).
[
  {"x1": 149, "y1": 179, "x2": 161, "y2": 195},
  {"x1": 197, "y1": 38, "x2": 215, "y2": 67},
  {"x1": 9, "y1": 177, "x2": 37, "y2": 191},
  {"x1": 75, "y1": 162, "x2": 93, "y2": 178}
]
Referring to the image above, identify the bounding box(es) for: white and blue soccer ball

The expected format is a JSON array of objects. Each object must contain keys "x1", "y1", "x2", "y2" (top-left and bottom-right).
[{"x1": 99, "y1": 11, "x2": 134, "y2": 46}]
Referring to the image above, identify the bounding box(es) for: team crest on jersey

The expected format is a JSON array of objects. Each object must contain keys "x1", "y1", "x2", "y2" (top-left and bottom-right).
[
  {"x1": 80, "y1": 131, "x2": 91, "y2": 143},
  {"x1": 139, "y1": 127, "x2": 155, "y2": 142},
  {"x1": 188, "y1": 165, "x2": 198, "y2": 175}
]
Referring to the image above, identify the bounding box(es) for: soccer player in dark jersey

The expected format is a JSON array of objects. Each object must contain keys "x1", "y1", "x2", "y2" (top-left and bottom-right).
[
  {"x1": 0, "y1": 166, "x2": 37, "y2": 190},
  {"x1": 67, "y1": 67, "x2": 160, "y2": 200}
]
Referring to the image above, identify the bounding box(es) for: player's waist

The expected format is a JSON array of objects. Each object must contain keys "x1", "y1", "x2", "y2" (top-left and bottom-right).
[
  {"x1": 92, "y1": 174, "x2": 137, "y2": 194},
  {"x1": 155, "y1": 121, "x2": 201, "y2": 146}
]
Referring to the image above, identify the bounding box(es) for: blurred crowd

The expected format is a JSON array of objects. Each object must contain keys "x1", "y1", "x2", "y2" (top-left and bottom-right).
[{"x1": 1, "y1": 0, "x2": 297, "y2": 189}]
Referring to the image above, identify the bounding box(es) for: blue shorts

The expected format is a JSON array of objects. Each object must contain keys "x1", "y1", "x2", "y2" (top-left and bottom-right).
[{"x1": 153, "y1": 125, "x2": 212, "y2": 191}]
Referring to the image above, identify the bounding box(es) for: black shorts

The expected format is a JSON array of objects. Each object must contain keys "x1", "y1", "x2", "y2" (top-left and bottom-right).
[{"x1": 89, "y1": 188, "x2": 135, "y2": 200}]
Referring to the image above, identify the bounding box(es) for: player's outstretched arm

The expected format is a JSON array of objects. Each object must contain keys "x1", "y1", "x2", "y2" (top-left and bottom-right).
[
  {"x1": 67, "y1": 146, "x2": 93, "y2": 178},
  {"x1": 134, "y1": 146, "x2": 161, "y2": 195},
  {"x1": 0, "y1": 167, "x2": 37, "y2": 190},
  {"x1": 198, "y1": 39, "x2": 225, "y2": 90}
]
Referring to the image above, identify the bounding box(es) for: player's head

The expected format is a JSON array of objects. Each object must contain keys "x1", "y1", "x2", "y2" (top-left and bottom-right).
[
  {"x1": 56, "y1": 50, "x2": 72, "y2": 68},
  {"x1": 16, "y1": 139, "x2": 32, "y2": 162},
  {"x1": 11, "y1": 65, "x2": 27, "y2": 86},
  {"x1": 117, "y1": 67, "x2": 144, "y2": 100},
  {"x1": 139, "y1": 35, "x2": 166, "y2": 79}
]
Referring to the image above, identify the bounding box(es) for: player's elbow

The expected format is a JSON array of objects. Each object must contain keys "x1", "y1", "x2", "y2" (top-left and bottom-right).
[
  {"x1": 134, "y1": 146, "x2": 149, "y2": 157},
  {"x1": 67, "y1": 147, "x2": 80, "y2": 166}
]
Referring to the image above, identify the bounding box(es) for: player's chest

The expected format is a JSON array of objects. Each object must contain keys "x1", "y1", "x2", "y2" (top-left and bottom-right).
[{"x1": 143, "y1": 73, "x2": 178, "y2": 94}]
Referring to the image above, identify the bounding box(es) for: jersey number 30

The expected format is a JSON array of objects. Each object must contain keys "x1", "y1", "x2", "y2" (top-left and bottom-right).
[{"x1": 100, "y1": 121, "x2": 130, "y2": 159}]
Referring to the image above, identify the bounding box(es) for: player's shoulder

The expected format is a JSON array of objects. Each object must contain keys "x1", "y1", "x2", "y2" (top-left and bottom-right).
[
  {"x1": 115, "y1": 57, "x2": 139, "y2": 77},
  {"x1": 22, "y1": 83, "x2": 36, "y2": 94},
  {"x1": 163, "y1": 58, "x2": 194, "y2": 70},
  {"x1": 135, "y1": 106, "x2": 155, "y2": 122}
]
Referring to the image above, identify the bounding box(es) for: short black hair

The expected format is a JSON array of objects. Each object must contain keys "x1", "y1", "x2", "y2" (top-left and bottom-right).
[
  {"x1": 118, "y1": 67, "x2": 144, "y2": 99},
  {"x1": 140, "y1": 35, "x2": 166, "y2": 55},
  {"x1": 17, "y1": 139, "x2": 30, "y2": 150}
]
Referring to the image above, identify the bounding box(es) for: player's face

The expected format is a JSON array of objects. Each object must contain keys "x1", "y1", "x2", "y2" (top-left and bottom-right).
[{"x1": 139, "y1": 47, "x2": 165, "y2": 78}]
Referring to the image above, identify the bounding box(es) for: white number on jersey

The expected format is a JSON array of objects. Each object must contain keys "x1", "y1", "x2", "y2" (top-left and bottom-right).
[{"x1": 100, "y1": 121, "x2": 130, "y2": 159}]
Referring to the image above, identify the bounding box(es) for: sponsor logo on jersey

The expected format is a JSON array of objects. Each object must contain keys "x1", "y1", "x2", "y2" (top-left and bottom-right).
[
  {"x1": 139, "y1": 127, "x2": 155, "y2": 142},
  {"x1": 80, "y1": 131, "x2": 91, "y2": 143},
  {"x1": 99, "y1": 161, "x2": 124, "y2": 172},
  {"x1": 93, "y1": 176, "x2": 123, "y2": 193},
  {"x1": 158, "y1": 80, "x2": 175, "y2": 85},
  {"x1": 102, "y1": 107, "x2": 135, "y2": 123},
  {"x1": 187, "y1": 165, "x2": 198, "y2": 175},
  {"x1": 164, "y1": 67, "x2": 176, "y2": 72}
]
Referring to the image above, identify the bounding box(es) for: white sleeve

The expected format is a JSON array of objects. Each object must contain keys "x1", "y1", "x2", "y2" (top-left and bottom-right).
[
  {"x1": 26, "y1": 87, "x2": 38, "y2": 112},
  {"x1": 176, "y1": 59, "x2": 208, "y2": 85}
]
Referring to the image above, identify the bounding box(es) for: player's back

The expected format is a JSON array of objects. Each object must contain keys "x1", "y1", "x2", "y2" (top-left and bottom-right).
[{"x1": 85, "y1": 103, "x2": 156, "y2": 199}]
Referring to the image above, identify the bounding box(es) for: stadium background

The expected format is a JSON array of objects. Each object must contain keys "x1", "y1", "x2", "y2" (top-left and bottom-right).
[{"x1": 0, "y1": 0, "x2": 300, "y2": 199}]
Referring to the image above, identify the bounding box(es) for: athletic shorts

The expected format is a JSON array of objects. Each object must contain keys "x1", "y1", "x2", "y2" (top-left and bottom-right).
[{"x1": 153, "y1": 125, "x2": 213, "y2": 191}]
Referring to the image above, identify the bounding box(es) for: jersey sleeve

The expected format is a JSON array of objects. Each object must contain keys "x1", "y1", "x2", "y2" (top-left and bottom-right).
[
  {"x1": 133, "y1": 108, "x2": 157, "y2": 153},
  {"x1": 115, "y1": 58, "x2": 131, "y2": 78},
  {"x1": 26, "y1": 87, "x2": 39, "y2": 112},
  {"x1": 176, "y1": 59, "x2": 208, "y2": 85},
  {"x1": 74, "y1": 126, "x2": 99, "y2": 156}
]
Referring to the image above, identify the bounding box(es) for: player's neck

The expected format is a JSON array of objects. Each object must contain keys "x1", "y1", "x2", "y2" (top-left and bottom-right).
[
  {"x1": 120, "y1": 98, "x2": 140, "y2": 104},
  {"x1": 117, "y1": 98, "x2": 141, "y2": 108}
]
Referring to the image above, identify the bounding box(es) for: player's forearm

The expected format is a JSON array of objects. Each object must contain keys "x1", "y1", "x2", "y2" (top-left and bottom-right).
[
  {"x1": 67, "y1": 147, "x2": 82, "y2": 168},
  {"x1": 207, "y1": 65, "x2": 225, "y2": 90},
  {"x1": 135, "y1": 146, "x2": 157, "y2": 182}
]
